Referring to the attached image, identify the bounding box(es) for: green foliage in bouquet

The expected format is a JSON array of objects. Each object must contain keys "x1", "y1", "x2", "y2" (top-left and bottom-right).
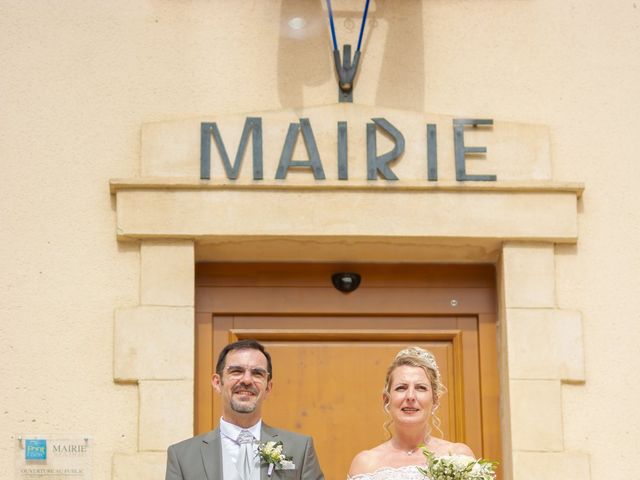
[{"x1": 418, "y1": 449, "x2": 497, "y2": 480}]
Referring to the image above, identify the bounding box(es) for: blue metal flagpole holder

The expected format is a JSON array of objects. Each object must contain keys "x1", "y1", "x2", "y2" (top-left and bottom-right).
[
  {"x1": 326, "y1": 0, "x2": 370, "y2": 103},
  {"x1": 334, "y1": 45, "x2": 361, "y2": 103}
]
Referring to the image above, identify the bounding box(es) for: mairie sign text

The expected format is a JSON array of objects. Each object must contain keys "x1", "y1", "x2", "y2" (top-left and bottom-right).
[{"x1": 200, "y1": 117, "x2": 496, "y2": 181}]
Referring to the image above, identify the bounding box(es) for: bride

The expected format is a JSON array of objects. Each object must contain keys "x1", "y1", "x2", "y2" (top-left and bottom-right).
[{"x1": 348, "y1": 347, "x2": 475, "y2": 479}]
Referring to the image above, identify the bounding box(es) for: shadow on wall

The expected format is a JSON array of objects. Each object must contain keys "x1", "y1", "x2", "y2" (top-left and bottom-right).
[{"x1": 277, "y1": 0, "x2": 425, "y2": 111}]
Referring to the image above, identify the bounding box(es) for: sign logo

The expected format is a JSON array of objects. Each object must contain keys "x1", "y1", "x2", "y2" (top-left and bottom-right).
[{"x1": 25, "y1": 439, "x2": 47, "y2": 461}]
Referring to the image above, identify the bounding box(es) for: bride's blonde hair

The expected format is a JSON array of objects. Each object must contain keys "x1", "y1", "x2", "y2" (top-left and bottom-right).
[{"x1": 382, "y1": 346, "x2": 446, "y2": 438}]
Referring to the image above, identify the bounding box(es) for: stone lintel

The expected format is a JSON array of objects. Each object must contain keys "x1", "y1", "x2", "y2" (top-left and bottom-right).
[{"x1": 114, "y1": 186, "x2": 579, "y2": 243}]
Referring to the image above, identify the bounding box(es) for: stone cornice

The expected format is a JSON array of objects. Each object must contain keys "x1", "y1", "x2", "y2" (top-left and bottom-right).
[{"x1": 110, "y1": 178, "x2": 584, "y2": 197}]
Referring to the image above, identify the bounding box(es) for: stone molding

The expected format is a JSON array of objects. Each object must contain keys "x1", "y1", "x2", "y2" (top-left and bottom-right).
[
  {"x1": 112, "y1": 182, "x2": 580, "y2": 244},
  {"x1": 140, "y1": 240, "x2": 195, "y2": 306},
  {"x1": 139, "y1": 380, "x2": 193, "y2": 451},
  {"x1": 110, "y1": 178, "x2": 584, "y2": 195},
  {"x1": 500, "y1": 243, "x2": 590, "y2": 479},
  {"x1": 113, "y1": 240, "x2": 195, "y2": 475},
  {"x1": 507, "y1": 308, "x2": 585, "y2": 382},
  {"x1": 114, "y1": 306, "x2": 194, "y2": 381}
]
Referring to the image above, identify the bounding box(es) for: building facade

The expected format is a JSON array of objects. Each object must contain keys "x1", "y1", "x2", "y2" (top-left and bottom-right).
[{"x1": 2, "y1": 1, "x2": 639, "y2": 479}]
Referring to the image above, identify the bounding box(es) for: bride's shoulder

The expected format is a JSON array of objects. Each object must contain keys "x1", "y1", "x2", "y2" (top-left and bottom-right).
[
  {"x1": 348, "y1": 444, "x2": 390, "y2": 477},
  {"x1": 428, "y1": 437, "x2": 475, "y2": 458}
]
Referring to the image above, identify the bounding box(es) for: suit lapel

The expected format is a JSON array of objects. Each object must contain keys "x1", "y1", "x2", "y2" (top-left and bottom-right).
[
  {"x1": 260, "y1": 423, "x2": 280, "y2": 480},
  {"x1": 201, "y1": 428, "x2": 223, "y2": 480}
]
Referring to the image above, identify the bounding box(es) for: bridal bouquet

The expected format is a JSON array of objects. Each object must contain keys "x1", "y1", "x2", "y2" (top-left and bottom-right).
[{"x1": 418, "y1": 450, "x2": 497, "y2": 480}]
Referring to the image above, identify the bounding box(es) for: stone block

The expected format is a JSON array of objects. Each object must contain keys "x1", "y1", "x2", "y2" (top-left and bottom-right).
[
  {"x1": 141, "y1": 240, "x2": 194, "y2": 306},
  {"x1": 114, "y1": 306, "x2": 194, "y2": 381},
  {"x1": 112, "y1": 452, "x2": 167, "y2": 480},
  {"x1": 509, "y1": 379, "x2": 563, "y2": 451},
  {"x1": 512, "y1": 451, "x2": 590, "y2": 480},
  {"x1": 140, "y1": 106, "x2": 552, "y2": 181},
  {"x1": 502, "y1": 243, "x2": 555, "y2": 308},
  {"x1": 507, "y1": 309, "x2": 585, "y2": 381},
  {"x1": 139, "y1": 380, "x2": 194, "y2": 451},
  {"x1": 116, "y1": 188, "x2": 578, "y2": 242}
]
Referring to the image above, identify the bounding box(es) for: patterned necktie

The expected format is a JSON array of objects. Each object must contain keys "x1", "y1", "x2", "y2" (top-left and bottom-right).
[{"x1": 237, "y1": 430, "x2": 255, "y2": 480}]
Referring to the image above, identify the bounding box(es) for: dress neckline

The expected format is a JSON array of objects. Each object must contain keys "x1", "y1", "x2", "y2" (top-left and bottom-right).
[{"x1": 348, "y1": 464, "x2": 425, "y2": 480}]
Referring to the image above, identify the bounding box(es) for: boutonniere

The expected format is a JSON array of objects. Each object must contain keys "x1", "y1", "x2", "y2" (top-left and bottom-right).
[{"x1": 256, "y1": 441, "x2": 295, "y2": 477}]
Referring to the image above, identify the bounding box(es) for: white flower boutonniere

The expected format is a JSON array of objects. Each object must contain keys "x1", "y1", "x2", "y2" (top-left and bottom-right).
[
  {"x1": 257, "y1": 441, "x2": 295, "y2": 477},
  {"x1": 418, "y1": 449, "x2": 498, "y2": 480}
]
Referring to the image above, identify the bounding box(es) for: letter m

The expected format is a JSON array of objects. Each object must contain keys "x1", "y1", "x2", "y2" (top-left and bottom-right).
[{"x1": 200, "y1": 117, "x2": 263, "y2": 180}]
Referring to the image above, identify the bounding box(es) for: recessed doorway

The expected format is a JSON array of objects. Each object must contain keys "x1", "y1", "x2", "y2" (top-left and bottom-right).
[{"x1": 195, "y1": 263, "x2": 500, "y2": 479}]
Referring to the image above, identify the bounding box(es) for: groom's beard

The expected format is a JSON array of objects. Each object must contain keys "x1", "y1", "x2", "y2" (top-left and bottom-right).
[
  {"x1": 231, "y1": 399, "x2": 256, "y2": 413},
  {"x1": 230, "y1": 384, "x2": 259, "y2": 413}
]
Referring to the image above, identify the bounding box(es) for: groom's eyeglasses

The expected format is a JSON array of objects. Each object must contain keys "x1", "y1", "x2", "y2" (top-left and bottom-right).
[{"x1": 224, "y1": 366, "x2": 270, "y2": 381}]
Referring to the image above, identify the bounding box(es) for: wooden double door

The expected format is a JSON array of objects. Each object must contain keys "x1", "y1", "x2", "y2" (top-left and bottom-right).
[{"x1": 195, "y1": 264, "x2": 500, "y2": 480}]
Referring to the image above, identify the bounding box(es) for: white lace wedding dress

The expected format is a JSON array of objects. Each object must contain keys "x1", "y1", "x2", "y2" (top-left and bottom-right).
[{"x1": 348, "y1": 465, "x2": 427, "y2": 480}]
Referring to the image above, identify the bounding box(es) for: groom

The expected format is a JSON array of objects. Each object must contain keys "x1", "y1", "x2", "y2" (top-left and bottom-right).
[{"x1": 165, "y1": 339, "x2": 324, "y2": 480}]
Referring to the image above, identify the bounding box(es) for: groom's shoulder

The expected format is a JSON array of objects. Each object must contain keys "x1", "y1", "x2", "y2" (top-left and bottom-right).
[
  {"x1": 265, "y1": 426, "x2": 312, "y2": 442},
  {"x1": 168, "y1": 430, "x2": 217, "y2": 452}
]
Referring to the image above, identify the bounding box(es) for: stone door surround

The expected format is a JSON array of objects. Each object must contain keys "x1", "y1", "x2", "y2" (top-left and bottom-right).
[{"x1": 110, "y1": 106, "x2": 588, "y2": 479}]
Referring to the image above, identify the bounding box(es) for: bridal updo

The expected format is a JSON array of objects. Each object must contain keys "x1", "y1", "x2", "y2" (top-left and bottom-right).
[{"x1": 382, "y1": 346, "x2": 445, "y2": 436}]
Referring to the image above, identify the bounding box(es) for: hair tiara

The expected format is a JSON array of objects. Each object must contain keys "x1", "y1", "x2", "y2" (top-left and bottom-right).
[{"x1": 395, "y1": 346, "x2": 441, "y2": 383}]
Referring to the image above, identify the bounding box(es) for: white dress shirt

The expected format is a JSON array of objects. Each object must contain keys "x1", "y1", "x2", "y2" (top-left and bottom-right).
[{"x1": 219, "y1": 417, "x2": 262, "y2": 480}]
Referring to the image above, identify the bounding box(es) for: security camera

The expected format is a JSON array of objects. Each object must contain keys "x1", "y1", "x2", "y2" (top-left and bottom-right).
[{"x1": 331, "y1": 272, "x2": 361, "y2": 293}]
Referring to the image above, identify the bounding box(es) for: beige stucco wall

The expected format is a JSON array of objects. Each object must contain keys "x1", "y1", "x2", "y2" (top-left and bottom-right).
[{"x1": 2, "y1": 1, "x2": 639, "y2": 479}]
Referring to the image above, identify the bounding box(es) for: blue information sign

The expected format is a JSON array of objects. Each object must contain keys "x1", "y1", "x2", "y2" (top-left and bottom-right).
[{"x1": 25, "y1": 439, "x2": 47, "y2": 461}]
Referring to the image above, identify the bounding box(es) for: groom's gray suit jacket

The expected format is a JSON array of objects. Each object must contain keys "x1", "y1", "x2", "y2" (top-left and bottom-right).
[{"x1": 165, "y1": 423, "x2": 324, "y2": 480}]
